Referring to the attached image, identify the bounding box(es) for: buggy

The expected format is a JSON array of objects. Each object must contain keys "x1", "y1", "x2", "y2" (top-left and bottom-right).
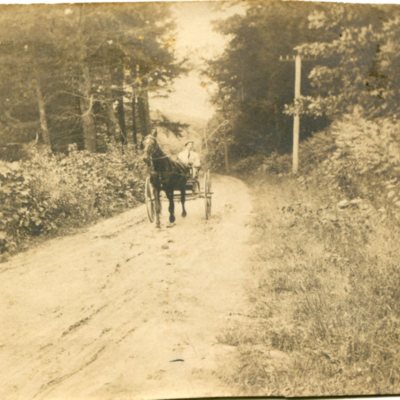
[{"x1": 145, "y1": 168, "x2": 212, "y2": 223}]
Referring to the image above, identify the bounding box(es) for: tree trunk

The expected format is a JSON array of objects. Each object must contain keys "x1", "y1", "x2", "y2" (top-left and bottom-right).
[
  {"x1": 77, "y1": 9, "x2": 96, "y2": 152},
  {"x1": 106, "y1": 101, "x2": 122, "y2": 143},
  {"x1": 116, "y1": 65, "x2": 127, "y2": 145},
  {"x1": 131, "y1": 91, "x2": 138, "y2": 146},
  {"x1": 138, "y1": 86, "x2": 151, "y2": 137},
  {"x1": 33, "y1": 70, "x2": 51, "y2": 148},
  {"x1": 79, "y1": 64, "x2": 97, "y2": 152},
  {"x1": 142, "y1": 86, "x2": 151, "y2": 136},
  {"x1": 104, "y1": 69, "x2": 122, "y2": 143},
  {"x1": 274, "y1": 102, "x2": 282, "y2": 152},
  {"x1": 223, "y1": 131, "x2": 230, "y2": 172},
  {"x1": 116, "y1": 99, "x2": 127, "y2": 145}
]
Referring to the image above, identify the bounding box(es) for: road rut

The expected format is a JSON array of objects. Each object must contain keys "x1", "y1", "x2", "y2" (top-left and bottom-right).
[{"x1": 0, "y1": 175, "x2": 253, "y2": 400}]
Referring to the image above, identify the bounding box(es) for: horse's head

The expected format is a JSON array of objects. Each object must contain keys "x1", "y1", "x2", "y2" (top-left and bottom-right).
[{"x1": 142, "y1": 130, "x2": 159, "y2": 166}]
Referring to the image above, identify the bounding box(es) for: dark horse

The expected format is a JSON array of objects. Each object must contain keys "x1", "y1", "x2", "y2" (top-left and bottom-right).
[{"x1": 142, "y1": 131, "x2": 189, "y2": 228}]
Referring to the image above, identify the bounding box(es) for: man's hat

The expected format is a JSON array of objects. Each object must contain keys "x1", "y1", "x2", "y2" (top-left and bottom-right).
[{"x1": 185, "y1": 140, "x2": 194, "y2": 146}]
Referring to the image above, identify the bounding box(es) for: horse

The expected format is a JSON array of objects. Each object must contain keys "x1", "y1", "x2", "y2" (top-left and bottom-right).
[{"x1": 142, "y1": 131, "x2": 189, "y2": 228}]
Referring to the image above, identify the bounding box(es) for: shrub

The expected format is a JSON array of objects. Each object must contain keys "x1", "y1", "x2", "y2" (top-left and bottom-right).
[
  {"x1": 303, "y1": 114, "x2": 400, "y2": 221},
  {"x1": 0, "y1": 146, "x2": 145, "y2": 255},
  {"x1": 299, "y1": 130, "x2": 337, "y2": 174},
  {"x1": 233, "y1": 153, "x2": 291, "y2": 176},
  {"x1": 0, "y1": 162, "x2": 34, "y2": 253},
  {"x1": 232, "y1": 154, "x2": 266, "y2": 175},
  {"x1": 260, "y1": 152, "x2": 291, "y2": 174}
]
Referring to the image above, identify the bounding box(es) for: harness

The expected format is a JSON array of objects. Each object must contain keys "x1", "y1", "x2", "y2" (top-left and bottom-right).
[{"x1": 144, "y1": 137, "x2": 189, "y2": 180}]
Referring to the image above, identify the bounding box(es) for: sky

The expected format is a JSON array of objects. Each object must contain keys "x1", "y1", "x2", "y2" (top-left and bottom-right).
[{"x1": 150, "y1": 1, "x2": 243, "y2": 122}]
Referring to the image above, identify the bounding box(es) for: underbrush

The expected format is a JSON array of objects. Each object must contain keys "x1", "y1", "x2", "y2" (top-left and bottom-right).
[
  {"x1": 243, "y1": 113, "x2": 400, "y2": 222},
  {"x1": 222, "y1": 177, "x2": 400, "y2": 395},
  {"x1": 222, "y1": 113, "x2": 400, "y2": 395},
  {"x1": 0, "y1": 145, "x2": 145, "y2": 257},
  {"x1": 300, "y1": 114, "x2": 400, "y2": 221},
  {"x1": 233, "y1": 152, "x2": 291, "y2": 176}
]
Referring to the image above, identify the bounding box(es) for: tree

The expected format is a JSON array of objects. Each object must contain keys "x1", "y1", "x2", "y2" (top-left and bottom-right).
[
  {"x1": 206, "y1": 0, "x2": 330, "y2": 161},
  {"x1": 0, "y1": 3, "x2": 185, "y2": 154},
  {"x1": 0, "y1": 6, "x2": 60, "y2": 149},
  {"x1": 207, "y1": 2, "x2": 400, "y2": 167},
  {"x1": 296, "y1": 4, "x2": 399, "y2": 118}
]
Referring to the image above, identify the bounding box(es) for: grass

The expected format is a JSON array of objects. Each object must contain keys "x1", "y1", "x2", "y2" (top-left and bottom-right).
[{"x1": 219, "y1": 174, "x2": 400, "y2": 396}]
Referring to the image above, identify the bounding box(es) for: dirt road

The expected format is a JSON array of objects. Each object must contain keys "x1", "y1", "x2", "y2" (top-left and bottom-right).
[{"x1": 0, "y1": 176, "x2": 253, "y2": 400}]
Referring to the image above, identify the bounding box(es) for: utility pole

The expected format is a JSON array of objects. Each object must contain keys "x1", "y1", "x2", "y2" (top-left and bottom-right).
[{"x1": 279, "y1": 53, "x2": 302, "y2": 174}]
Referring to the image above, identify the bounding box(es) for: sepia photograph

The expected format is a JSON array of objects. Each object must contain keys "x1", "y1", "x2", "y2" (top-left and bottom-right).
[{"x1": 0, "y1": 0, "x2": 400, "y2": 399}]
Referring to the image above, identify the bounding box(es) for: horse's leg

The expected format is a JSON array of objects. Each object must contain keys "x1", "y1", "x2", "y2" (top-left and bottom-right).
[
  {"x1": 166, "y1": 189, "x2": 176, "y2": 224},
  {"x1": 154, "y1": 187, "x2": 161, "y2": 228},
  {"x1": 181, "y1": 183, "x2": 187, "y2": 217}
]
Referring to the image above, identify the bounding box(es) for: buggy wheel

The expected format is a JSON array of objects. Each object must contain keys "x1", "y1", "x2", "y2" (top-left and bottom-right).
[
  {"x1": 145, "y1": 176, "x2": 155, "y2": 223},
  {"x1": 204, "y1": 170, "x2": 212, "y2": 219}
]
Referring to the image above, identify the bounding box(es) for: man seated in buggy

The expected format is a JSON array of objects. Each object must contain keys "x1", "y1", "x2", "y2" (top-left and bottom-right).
[{"x1": 177, "y1": 140, "x2": 201, "y2": 179}]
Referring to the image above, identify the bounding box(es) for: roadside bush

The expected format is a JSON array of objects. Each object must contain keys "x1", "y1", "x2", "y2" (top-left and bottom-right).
[
  {"x1": 0, "y1": 163, "x2": 34, "y2": 253},
  {"x1": 233, "y1": 154, "x2": 266, "y2": 175},
  {"x1": 233, "y1": 153, "x2": 291, "y2": 176},
  {"x1": 260, "y1": 152, "x2": 291, "y2": 174},
  {"x1": 204, "y1": 135, "x2": 227, "y2": 172},
  {"x1": 299, "y1": 130, "x2": 336, "y2": 174},
  {"x1": 302, "y1": 114, "x2": 400, "y2": 220},
  {"x1": 0, "y1": 146, "x2": 145, "y2": 255}
]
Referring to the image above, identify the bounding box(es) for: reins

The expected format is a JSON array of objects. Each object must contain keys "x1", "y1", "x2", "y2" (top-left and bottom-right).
[
  {"x1": 149, "y1": 155, "x2": 188, "y2": 179},
  {"x1": 151, "y1": 154, "x2": 169, "y2": 161},
  {"x1": 144, "y1": 136, "x2": 188, "y2": 178}
]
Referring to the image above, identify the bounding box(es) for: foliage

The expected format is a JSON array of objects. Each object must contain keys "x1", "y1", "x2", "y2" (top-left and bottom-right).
[
  {"x1": 232, "y1": 154, "x2": 266, "y2": 175},
  {"x1": 205, "y1": 0, "x2": 330, "y2": 162},
  {"x1": 207, "y1": 2, "x2": 400, "y2": 172},
  {"x1": 296, "y1": 5, "x2": 400, "y2": 118},
  {"x1": 0, "y1": 146, "x2": 145, "y2": 255},
  {"x1": 258, "y1": 110, "x2": 400, "y2": 222},
  {"x1": 232, "y1": 152, "x2": 291, "y2": 175},
  {"x1": 0, "y1": 3, "x2": 184, "y2": 153},
  {"x1": 296, "y1": 114, "x2": 400, "y2": 222},
  {"x1": 297, "y1": 129, "x2": 336, "y2": 171},
  {"x1": 204, "y1": 119, "x2": 231, "y2": 172},
  {"x1": 153, "y1": 113, "x2": 189, "y2": 137}
]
